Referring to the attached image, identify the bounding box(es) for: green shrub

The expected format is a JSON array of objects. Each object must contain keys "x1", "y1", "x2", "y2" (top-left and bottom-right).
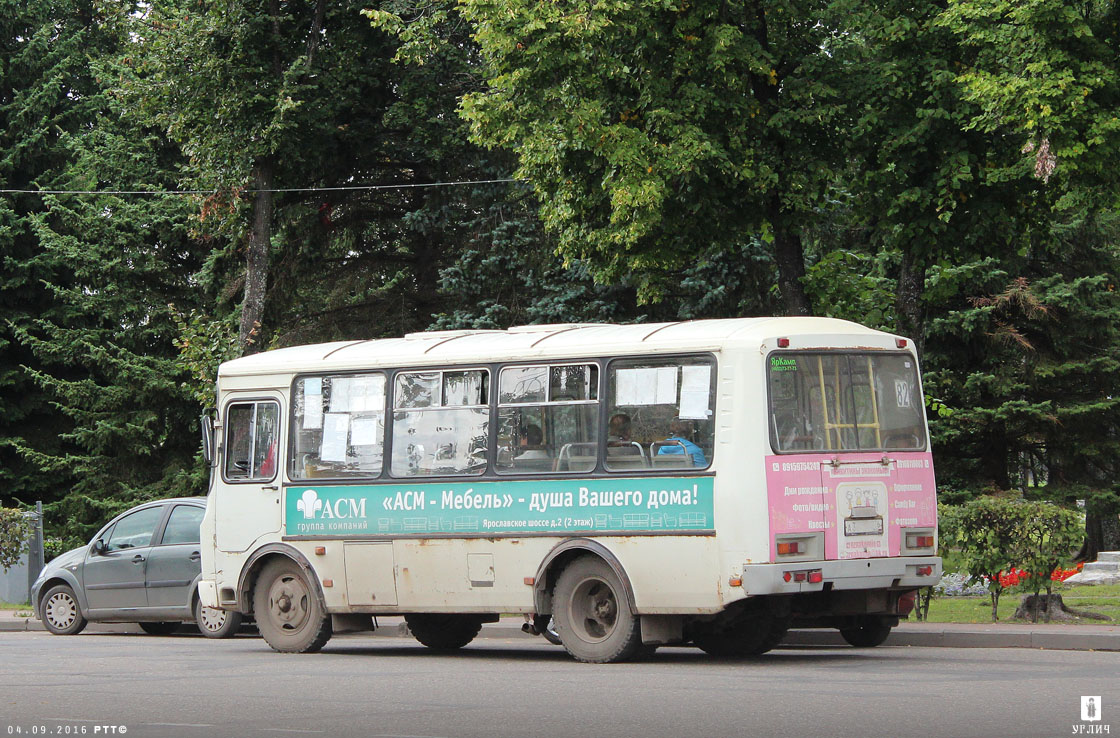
[
  {"x1": 0, "y1": 508, "x2": 33, "y2": 573},
  {"x1": 947, "y1": 496, "x2": 1083, "y2": 621}
]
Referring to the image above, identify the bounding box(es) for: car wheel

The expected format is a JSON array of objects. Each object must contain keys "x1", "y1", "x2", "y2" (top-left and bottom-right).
[
  {"x1": 252, "y1": 557, "x2": 332, "y2": 653},
  {"x1": 534, "y1": 614, "x2": 563, "y2": 646},
  {"x1": 41, "y1": 584, "x2": 87, "y2": 636},
  {"x1": 194, "y1": 597, "x2": 243, "y2": 639},
  {"x1": 138, "y1": 621, "x2": 181, "y2": 635}
]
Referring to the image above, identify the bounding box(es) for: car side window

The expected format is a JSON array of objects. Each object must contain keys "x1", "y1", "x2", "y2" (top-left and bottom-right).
[
  {"x1": 104, "y1": 506, "x2": 165, "y2": 553},
  {"x1": 159, "y1": 505, "x2": 203, "y2": 546}
]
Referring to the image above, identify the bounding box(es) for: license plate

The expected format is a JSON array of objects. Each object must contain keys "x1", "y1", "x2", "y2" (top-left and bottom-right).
[{"x1": 845, "y1": 517, "x2": 883, "y2": 536}]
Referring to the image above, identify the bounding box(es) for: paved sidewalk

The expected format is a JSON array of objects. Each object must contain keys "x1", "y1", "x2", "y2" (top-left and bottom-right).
[{"x1": 4, "y1": 608, "x2": 1119, "y2": 651}]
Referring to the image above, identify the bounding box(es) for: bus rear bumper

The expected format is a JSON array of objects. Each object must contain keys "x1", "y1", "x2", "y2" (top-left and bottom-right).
[{"x1": 739, "y1": 556, "x2": 942, "y2": 595}]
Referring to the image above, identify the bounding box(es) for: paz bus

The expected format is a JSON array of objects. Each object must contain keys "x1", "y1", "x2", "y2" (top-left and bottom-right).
[{"x1": 198, "y1": 317, "x2": 941, "y2": 662}]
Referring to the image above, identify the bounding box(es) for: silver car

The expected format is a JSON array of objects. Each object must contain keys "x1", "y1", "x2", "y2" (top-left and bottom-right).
[{"x1": 31, "y1": 497, "x2": 242, "y2": 638}]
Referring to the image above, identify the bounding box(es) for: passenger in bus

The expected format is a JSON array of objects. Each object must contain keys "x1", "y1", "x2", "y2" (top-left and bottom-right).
[
  {"x1": 607, "y1": 413, "x2": 642, "y2": 459},
  {"x1": 515, "y1": 424, "x2": 550, "y2": 460},
  {"x1": 656, "y1": 419, "x2": 708, "y2": 466},
  {"x1": 608, "y1": 413, "x2": 632, "y2": 443}
]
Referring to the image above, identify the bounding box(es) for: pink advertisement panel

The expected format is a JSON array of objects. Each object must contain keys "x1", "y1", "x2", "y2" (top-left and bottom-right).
[{"x1": 765, "y1": 452, "x2": 937, "y2": 560}]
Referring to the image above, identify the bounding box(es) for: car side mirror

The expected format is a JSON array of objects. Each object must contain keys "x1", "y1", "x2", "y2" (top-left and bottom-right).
[{"x1": 91, "y1": 539, "x2": 106, "y2": 555}]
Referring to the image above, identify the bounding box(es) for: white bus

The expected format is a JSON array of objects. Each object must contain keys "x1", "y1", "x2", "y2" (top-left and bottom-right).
[{"x1": 198, "y1": 317, "x2": 941, "y2": 662}]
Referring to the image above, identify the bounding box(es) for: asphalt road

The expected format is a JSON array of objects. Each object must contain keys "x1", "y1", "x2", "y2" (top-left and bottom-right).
[{"x1": 2, "y1": 631, "x2": 1117, "y2": 738}]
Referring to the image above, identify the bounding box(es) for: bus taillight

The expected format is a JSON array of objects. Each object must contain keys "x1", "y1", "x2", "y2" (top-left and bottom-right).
[{"x1": 783, "y1": 569, "x2": 823, "y2": 584}]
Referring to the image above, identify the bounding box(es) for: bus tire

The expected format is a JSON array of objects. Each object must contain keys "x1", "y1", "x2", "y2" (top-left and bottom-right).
[
  {"x1": 839, "y1": 616, "x2": 893, "y2": 648},
  {"x1": 692, "y1": 614, "x2": 788, "y2": 658},
  {"x1": 553, "y1": 556, "x2": 642, "y2": 663},
  {"x1": 405, "y1": 614, "x2": 483, "y2": 651},
  {"x1": 41, "y1": 584, "x2": 87, "y2": 636},
  {"x1": 252, "y1": 558, "x2": 332, "y2": 653},
  {"x1": 195, "y1": 597, "x2": 243, "y2": 639}
]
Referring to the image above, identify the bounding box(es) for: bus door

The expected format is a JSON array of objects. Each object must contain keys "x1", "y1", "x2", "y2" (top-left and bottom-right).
[
  {"x1": 821, "y1": 456, "x2": 892, "y2": 560},
  {"x1": 216, "y1": 395, "x2": 283, "y2": 553}
]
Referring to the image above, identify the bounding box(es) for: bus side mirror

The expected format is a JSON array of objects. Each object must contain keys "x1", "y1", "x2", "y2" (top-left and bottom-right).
[{"x1": 200, "y1": 414, "x2": 215, "y2": 465}]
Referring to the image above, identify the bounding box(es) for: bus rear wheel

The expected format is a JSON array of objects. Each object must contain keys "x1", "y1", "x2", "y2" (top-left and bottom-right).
[
  {"x1": 253, "y1": 558, "x2": 332, "y2": 653},
  {"x1": 405, "y1": 614, "x2": 483, "y2": 651},
  {"x1": 553, "y1": 556, "x2": 642, "y2": 663},
  {"x1": 692, "y1": 614, "x2": 788, "y2": 658},
  {"x1": 839, "y1": 616, "x2": 893, "y2": 648}
]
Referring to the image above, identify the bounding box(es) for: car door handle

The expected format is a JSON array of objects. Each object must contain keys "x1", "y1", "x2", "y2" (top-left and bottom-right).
[
  {"x1": 189, "y1": 552, "x2": 201, "y2": 561},
  {"x1": 131, "y1": 554, "x2": 145, "y2": 564}
]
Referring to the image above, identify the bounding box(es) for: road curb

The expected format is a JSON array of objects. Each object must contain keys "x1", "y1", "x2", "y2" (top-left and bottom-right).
[{"x1": 6, "y1": 615, "x2": 1120, "y2": 651}]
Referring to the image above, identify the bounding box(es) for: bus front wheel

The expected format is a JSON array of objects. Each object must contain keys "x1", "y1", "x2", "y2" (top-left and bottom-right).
[
  {"x1": 405, "y1": 614, "x2": 483, "y2": 650},
  {"x1": 252, "y1": 558, "x2": 332, "y2": 653},
  {"x1": 553, "y1": 556, "x2": 643, "y2": 663}
]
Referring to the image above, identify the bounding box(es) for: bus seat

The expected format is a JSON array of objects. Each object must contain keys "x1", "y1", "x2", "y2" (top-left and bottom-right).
[{"x1": 651, "y1": 454, "x2": 692, "y2": 469}]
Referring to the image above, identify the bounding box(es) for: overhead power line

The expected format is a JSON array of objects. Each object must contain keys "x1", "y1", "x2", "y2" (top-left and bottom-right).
[{"x1": 0, "y1": 177, "x2": 520, "y2": 196}]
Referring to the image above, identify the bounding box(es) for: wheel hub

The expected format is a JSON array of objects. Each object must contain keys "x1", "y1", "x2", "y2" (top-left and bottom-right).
[
  {"x1": 47, "y1": 593, "x2": 76, "y2": 628},
  {"x1": 269, "y1": 576, "x2": 307, "y2": 628}
]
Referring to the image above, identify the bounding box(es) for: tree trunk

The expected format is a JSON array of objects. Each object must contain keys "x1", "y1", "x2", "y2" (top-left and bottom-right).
[
  {"x1": 896, "y1": 252, "x2": 926, "y2": 359},
  {"x1": 1078, "y1": 506, "x2": 1120, "y2": 562},
  {"x1": 767, "y1": 198, "x2": 812, "y2": 316},
  {"x1": 239, "y1": 161, "x2": 275, "y2": 355}
]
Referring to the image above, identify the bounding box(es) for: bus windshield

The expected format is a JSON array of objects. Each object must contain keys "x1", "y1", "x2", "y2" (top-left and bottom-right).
[{"x1": 768, "y1": 352, "x2": 925, "y2": 453}]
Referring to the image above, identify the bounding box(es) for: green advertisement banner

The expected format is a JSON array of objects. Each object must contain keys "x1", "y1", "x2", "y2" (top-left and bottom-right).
[{"x1": 284, "y1": 477, "x2": 714, "y2": 536}]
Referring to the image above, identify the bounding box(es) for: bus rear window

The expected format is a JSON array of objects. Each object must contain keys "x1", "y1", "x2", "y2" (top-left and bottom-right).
[{"x1": 768, "y1": 352, "x2": 925, "y2": 452}]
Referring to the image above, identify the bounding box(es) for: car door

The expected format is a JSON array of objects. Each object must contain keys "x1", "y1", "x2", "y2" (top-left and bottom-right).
[
  {"x1": 82, "y1": 505, "x2": 167, "y2": 613},
  {"x1": 144, "y1": 504, "x2": 205, "y2": 612}
]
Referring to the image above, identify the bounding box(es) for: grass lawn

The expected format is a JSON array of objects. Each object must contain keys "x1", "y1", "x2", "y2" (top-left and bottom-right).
[{"x1": 918, "y1": 582, "x2": 1120, "y2": 624}]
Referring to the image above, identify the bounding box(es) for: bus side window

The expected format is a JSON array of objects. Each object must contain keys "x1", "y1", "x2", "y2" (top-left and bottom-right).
[
  {"x1": 289, "y1": 374, "x2": 386, "y2": 480},
  {"x1": 605, "y1": 358, "x2": 715, "y2": 471},
  {"x1": 223, "y1": 401, "x2": 279, "y2": 482},
  {"x1": 496, "y1": 364, "x2": 598, "y2": 475},
  {"x1": 390, "y1": 369, "x2": 489, "y2": 477}
]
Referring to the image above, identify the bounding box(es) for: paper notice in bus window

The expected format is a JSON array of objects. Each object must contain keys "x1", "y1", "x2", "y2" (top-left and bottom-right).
[
  {"x1": 615, "y1": 369, "x2": 637, "y2": 405},
  {"x1": 303, "y1": 397, "x2": 323, "y2": 430},
  {"x1": 329, "y1": 378, "x2": 351, "y2": 412},
  {"x1": 655, "y1": 367, "x2": 678, "y2": 404},
  {"x1": 349, "y1": 375, "x2": 384, "y2": 413},
  {"x1": 320, "y1": 413, "x2": 349, "y2": 462},
  {"x1": 678, "y1": 365, "x2": 712, "y2": 420},
  {"x1": 350, "y1": 416, "x2": 380, "y2": 446}
]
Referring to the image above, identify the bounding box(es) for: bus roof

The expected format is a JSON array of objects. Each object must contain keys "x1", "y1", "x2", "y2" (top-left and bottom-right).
[{"x1": 218, "y1": 317, "x2": 899, "y2": 378}]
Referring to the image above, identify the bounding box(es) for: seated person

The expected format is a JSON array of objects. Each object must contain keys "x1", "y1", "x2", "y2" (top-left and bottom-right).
[
  {"x1": 656, "y1": 419, "x2": 708, "y2": 467},
  {"x1": 608, "y1": 413, "x2": 632, "y2": 443},
  {"x1": 515, "y1": 424, "x2": 550, "y2": 460},
  {"x1": 607, "y1": 413, "x2": 641, "y2": 456}
]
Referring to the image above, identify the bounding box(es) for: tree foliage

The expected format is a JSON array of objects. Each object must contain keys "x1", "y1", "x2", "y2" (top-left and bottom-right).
[{"x1": 0, "y1": 0, "x2": 1117, "y2": 556}]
